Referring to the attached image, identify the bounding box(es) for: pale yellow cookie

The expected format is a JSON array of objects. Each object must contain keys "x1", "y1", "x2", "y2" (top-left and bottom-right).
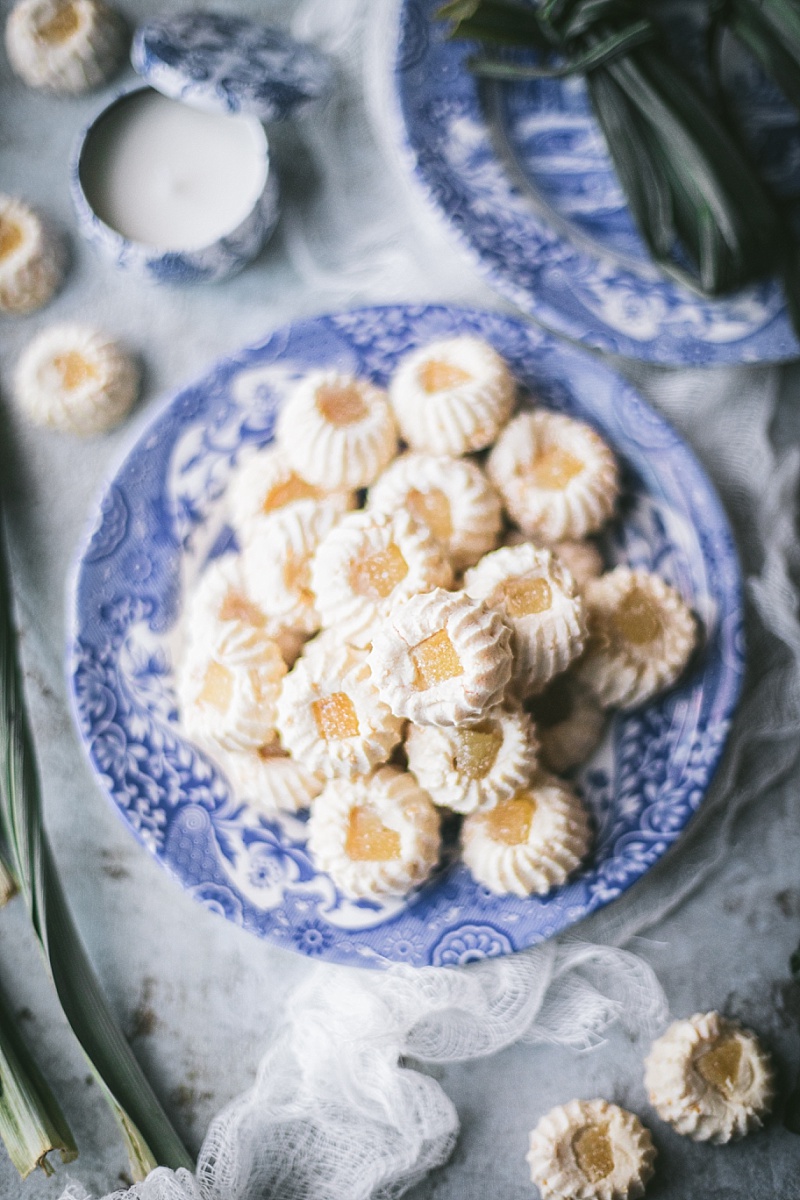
[
  {"x1": 306, "y1": 766, "x2": 441, "y2": 899},
  {"x1": 405, "y1": 706, "x2": 538, "y2": 814},
  {"x1": 184, "y1": 555, "x2": 305, "y2": 667},
  {"x1": 461, "y1": 774, "x2": 590, "y2": 896},
  {"x1": 389, "y1": 335, "x2": 515, "y2": 456},
  {"x1": 14, "y1": 323, "x2": 138, "y2": 435},
  {"x1": 239, "y1": 503, "x2": 339, "y2": 636},
  {"x1": 368, "y1": 452, "x2": 503, "y2": 571},
  {"x1": 311, "y1": 508, "x2": 453, "y2": 649},
  {"x1": 219, "y1": 742, "x2": 323, "y2": 815},
  {"x1": 644, "y1": 1012, "x2": 775, "y2": 1144},
  {"x1": 276, "y1": 370, "x2": 398, "y2": 489},
  {"x1": 177, "y1": 624, "x2": 286, "y2": 753},
  {"x1": 0, "y1": 194, "x2": 63, "y2": 314},
  {"x1": 504, "y1": 532, "x2": 605, "y2": 591},
  {"x1": 5, "y1": 0, "x2": 125, "y2": 92},
  {"x1": 227, "y1": 444, "x2": 355, "y2": 536},
  {"x1": 464, "y1": 544, "x2": 586, "y2": 696},
  {"x1": 527, "y1": 1099, "x2": 656, "y2": 1200},
  {"x1": 276, "y1": 638, "x2": 403, "y2": 779},
  {"x1": 576, "y1": 568, "x2": 696, "y2": 709},
  {"x1": 368, "y1": 587, "x2": 513, "y2": 727},
  {"x1": 488, "y1": 412, "x2": 619, "y2": 542},
  {"x1": 526, "y1": 675, "x2": 606, "y2": 775}
]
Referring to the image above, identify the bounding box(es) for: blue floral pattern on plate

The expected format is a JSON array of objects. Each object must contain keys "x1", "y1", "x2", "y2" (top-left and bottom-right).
[
  {"x1": 68, "y1": 305, "x2": 744, "y2": 968},
  {"x1": 385, "y1": 0, "x2": 800, "y2": 364},
  {"x1": 132, "y1": 12, "x2": 334, "y2": 122}
]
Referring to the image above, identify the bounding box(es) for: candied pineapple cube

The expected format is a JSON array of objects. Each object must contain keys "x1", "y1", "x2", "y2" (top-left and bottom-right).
[
  {"x1": 219, "y1": 588, "x2": 265, "y2": 627},
  {"x1": 572, "y1": 1124, "x2": 614, "y2": 1184},
  {"x1": 312, "y1": 692, "x2": 360, "y2": 741},
  {"x1": 198, "y1": 660, "x2": 234, "y2": 712},
  {"x1": 38, "y1": 2, "x2": 81, "y2": 43},
  {"x1": 614, "y1": 587, "x2": 662, "y2": 646},
  {"x1": 315, "y1": 381, "x2": 368, "y2": 426},
  {"x1": 411, "y1": 628, "x2": 463, "y2": 690},
  {"x1": 53, "y1": 351, "x2": 98, "y2": 391},
  {"x1": 0, "y1": 218, "x2": 23, "y2": 262},
  {"x1": 529, "y1": 446, "x2": 583, "y2": 491},
  {"x1": 262, "y1": 473, "x2": 320, "y2": 513},
  {"x1": 418, "y1": 359, "x2": 472, "y2": 394},
  {"x1": 500, "y1": 576, "x2": 553, "y2": 618},
  {"x1": 349, "y1": 542, "x2": 409, "y2": 601},
  {"x1": 696, "y1": 1037, "x2": 743, "y2": 1098},
  {"x1": 406, "y1": 486, "x2": 453, "y2": 542},
  {"x1": 455, "y1": 724, "x2": 502, "y2": 779},
  {"x1": 485, "y1": 791, "x2": 536, "y2": 846},
  {"x1": 345, "y1": 805, "x2": 401, "y2": 862}
]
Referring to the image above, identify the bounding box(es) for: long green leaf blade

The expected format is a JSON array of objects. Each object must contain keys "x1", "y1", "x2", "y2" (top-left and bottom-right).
[
  {"x1": 0, "y1": 981, "x2": 77, "y2": 1179},
  {"x1": 0, "y1": 510, "x2": 194, "y2": 1180}
]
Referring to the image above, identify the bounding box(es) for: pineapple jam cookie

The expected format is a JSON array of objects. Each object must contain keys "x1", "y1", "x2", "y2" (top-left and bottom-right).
[
  {"x1": 311, "y1": 508, "x2": 453, "y2": 649},
  {"x1": 5, "y1": 0, "x2": 126, "y2": 93},
  {"x1": 368, "y1": 587, "x2": 513, "y2": 727},
  {"x1": 218, "y1": 743, "x2": 323, "y2": 816},
  {"x1": 527, "y1": 1099, "x2": 656, "y2": 1200},
  {"x1": 183, "y1": 555, "x2": 305, "y2": 668},
  {"x1": 240, "y1": 502, "x2": 340, "y2": 636},
  {"x1": 461, "y1": 773, "x2": 591, "y2": 897},
  {"x1": 306, "y1": 766, "x2": 441, "y2": 900},
  {"x1": 464, "y1": 544, "x2": 586, "y2": 697},
  {"x1": 275, "y1": 369, "x2": 397, "y2": 489},
  {"x1": 576, "y1": 567, "x2": 697, "y2": 710},
  {"x1": 644, "y1": 1012, "x2": 775, "y2": 1144},
  {"x1": 405, "y1": 705, "x2": 539, "y2": 815},
  {"x1": 505, "y1": 531, "x2": 605, "y2": 591},
  {"x1": 177, "y1": 624, "x2": 286, "y2": 754},
  {"x1": 227, "y1": 444, "x2": 355, "y2": 536},
  {"x1": 0, "y1": 194, "x2": 63, "y2": 314},
  {"x1": 526, "y1": 675, "x2": 606, "y2": 775},
  {"x1": 487, "y1": 411, "x2": 619, "y2": 542},
  {"x1": 368, "y1": 452, "x2": 503, "y2": 572},
  {"x1": 277, "y1": 638, "x2": 403, "y2": 779},
  {"x1": 14, "y1": 323, "x2": 139, "y2": 436},
  {"x1": 389, "y1": 335, "x2": 515, "y2": 456}
]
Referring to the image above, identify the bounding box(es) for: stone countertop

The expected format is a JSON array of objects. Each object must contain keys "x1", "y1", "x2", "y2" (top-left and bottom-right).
[{"x1": 2, "y1": 1, "x2": 800, "y2": 1197}]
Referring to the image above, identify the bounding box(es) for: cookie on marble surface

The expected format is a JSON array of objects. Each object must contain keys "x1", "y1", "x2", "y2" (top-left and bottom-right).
[
  {"x1": 405, "y1": 706, "x2": 538, "y2": 815},
  {"x1": 644, "y1": 1011, "x2": 774, "y2": 1143},
  {"x1": 389, "y1": 335, "x2": 515, "y2": 456},
  {"x1": 6, "y1": 0, "x2": 126, "y2": 93},
  {"x1": 527, "y1": 1098, "x2": 656, "y2": 1200},
  {"x1": 312, "y1": 508, "x2": 453, "y2": 649},
  {"x1": 368, "y1": 587, "x2": 513, "y2": 727},
  {"x1": 276, "y1": 369, "x2": 397, "y2": 489},
  {"x1": 306, "y1": 766, "x2": 440, "y2": 900},
  {"x1": 464, "y1": 543, "x2": 586, "y2": 696},
  {"x1": 461, "y1": 774, "x2": 590, "y2": 897},
  {"x1": 0, "y1": 194, "x2": 63, "y2": 314},
  {"x1": 14, "y1": 323, "x2": 139, "y2": 435},
  {"x1": 488, "y1": 411, "x2": 619, "y2": 542},
  {"x1": 576, "y1": 568, "x2": 696, "y2": 710},
  {"x1": 368, "y1": 451, "x2": 503, "y2": 572}
]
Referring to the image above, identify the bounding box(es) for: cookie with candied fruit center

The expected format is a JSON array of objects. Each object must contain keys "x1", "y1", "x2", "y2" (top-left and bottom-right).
[{"x1": 527, "y1": 1098, "x2": 656, "y2": 1200}]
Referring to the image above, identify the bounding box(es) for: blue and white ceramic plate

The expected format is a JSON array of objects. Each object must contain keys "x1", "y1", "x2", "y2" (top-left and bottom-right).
[
  {"x1": 69, "y1": 305, "x2": 744, "y2": 969},
  {"x1": 385, "y1": 0, "x2": 800, "y2": 364}
]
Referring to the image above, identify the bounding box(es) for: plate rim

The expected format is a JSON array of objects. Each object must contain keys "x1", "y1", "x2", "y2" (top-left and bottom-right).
[{"x1": 66, "y1": 302, "x2": 746, "y2": 969}]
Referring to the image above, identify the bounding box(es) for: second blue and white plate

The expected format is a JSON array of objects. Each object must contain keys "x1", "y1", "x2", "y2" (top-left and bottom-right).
[
  {"x1": 69, "y1": 305, "x2": 744, "y2": 968},
  {"x1": 384, "y1": 0, "x2": 800, "y2": 364}
]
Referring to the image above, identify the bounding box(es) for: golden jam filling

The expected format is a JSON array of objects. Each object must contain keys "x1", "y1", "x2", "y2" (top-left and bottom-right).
[
  {"x1": 529, "y1": 446, "x2": 583, "y2": 491},
  {"x1": 312, "y1": 692, "x2": 359, "y2": 741},
  {"x1": 345, "y1": 806, "x2": 401, "y2": 862},
  {"x1": 572, "y1": 1125, "x2": 614, "y2": 1184},
  {"x1": 283, "y1": 552, "x2": 314, "y2": 603},
  {"x1": 500, "y1": 576, "x2": 553, "y2": 618},
  {"x1": 454, "y1": 724, "x2": 502, "y2": 780},
  {"x1": 614, "y1": 587, "x2": 662, "y2": 646},
  {"x1": 406, "y1": 487, "x2": 453, "y2": 543},
  {"x1": 418, "y1": 359, "x2": 472, "y2": 394},
  {"x1": 0, "y1": 218, "x2": 23, "y2": 262},
  {"x1": 37, "y1": 1, "x2": 81, "y2": 43},
  {"x1": 484, "y1": 791, "x2": 536, "y2": 846},
  {"x1": 411, "y1": 628, "x2": 463, "y2": 690},
  {"x1": 262, "y1": 473, "x2": 320, "y2": 513},
  {"x1": 316, "y1": 381, "x2": 368, "y2": 426},
  {"x1": 696, "y1": 1037, "x2": 743, "y2": 1098},
  {"x1": 219, "y1": 589, "x2": 265, "y2": 627},
  {"x1": 53, "y1": 351, "x2": 98, "y2": 391},
  {"x1": 198, "y1": 661, "x2": 233, "y2": 712},
  {"x1": 349, "y1": 543, "x2": 409, "y2": 601}
]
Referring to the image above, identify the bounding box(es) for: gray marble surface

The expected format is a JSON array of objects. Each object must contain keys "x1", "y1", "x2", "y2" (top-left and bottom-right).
[{"x1": 2, "y1": 0, "x2": 800, "y2": 1197}]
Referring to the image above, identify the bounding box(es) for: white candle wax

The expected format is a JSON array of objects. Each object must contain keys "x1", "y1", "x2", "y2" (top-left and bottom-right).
[{"x1": 80, "y1": 90, "x2": 269, "y2": 252}]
